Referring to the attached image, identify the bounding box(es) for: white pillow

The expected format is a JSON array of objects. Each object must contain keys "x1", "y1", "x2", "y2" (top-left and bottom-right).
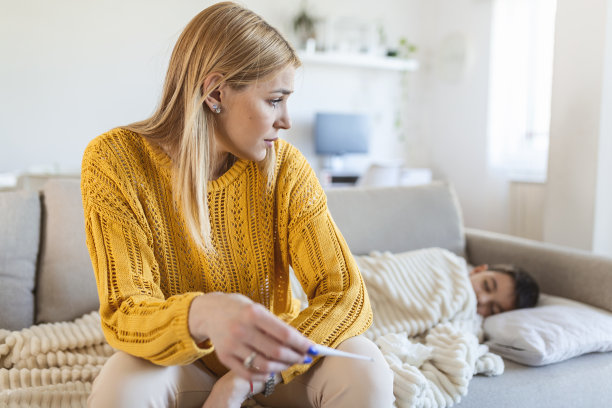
[{"x1": 483, "y1": 294, "x2": 612, "y2": 366}]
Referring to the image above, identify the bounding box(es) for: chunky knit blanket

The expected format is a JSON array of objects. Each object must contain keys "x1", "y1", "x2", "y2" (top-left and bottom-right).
[
  {"x1": 0, "y1": 313, "x2": 270, "y2": 408},
  {"x1": 0, "y1": 248, "x2": 502, "y2": 408},
  {"x1": 355, "y1": 248, "x2": 504, "y2": 408},
  {"x1": 0, "y1": 312, "x2": 114, "y2": 407}
]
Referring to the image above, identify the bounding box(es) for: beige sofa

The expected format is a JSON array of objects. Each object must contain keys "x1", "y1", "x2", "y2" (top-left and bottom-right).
[{"x1": 1, "y1": 177, "x2": 611, "y2": 407}]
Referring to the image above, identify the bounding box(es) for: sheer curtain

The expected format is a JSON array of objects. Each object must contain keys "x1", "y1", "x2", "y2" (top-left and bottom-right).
[{"x1": 488, "y1": 0, "x2": 557, "y2": 182}]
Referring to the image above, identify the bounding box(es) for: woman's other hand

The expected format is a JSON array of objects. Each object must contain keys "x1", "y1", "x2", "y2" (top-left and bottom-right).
[
  {"x1": 188, "y1": 292, "x2": 314, "y2": 380},
  {"x1": 201, "y1": 371, "x2": 251, "y2": 408}
]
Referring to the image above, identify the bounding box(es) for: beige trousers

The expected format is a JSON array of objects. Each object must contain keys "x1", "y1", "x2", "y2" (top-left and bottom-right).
[{"x1": 88, "y1": 335, "x2": 394, "y2": 408}]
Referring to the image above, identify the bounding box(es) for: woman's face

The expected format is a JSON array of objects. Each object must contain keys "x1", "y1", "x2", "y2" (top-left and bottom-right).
[{"x1": 212, "y1": 65, "x2": 295, "y2": 162}]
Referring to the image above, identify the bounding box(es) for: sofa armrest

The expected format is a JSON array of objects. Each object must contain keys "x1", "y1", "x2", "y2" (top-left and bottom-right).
[{"x1": 465, "y1": 228, "x2": 612, "y2": 312}]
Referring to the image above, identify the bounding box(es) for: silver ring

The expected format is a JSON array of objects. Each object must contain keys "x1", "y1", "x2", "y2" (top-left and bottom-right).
[{"x1": 243, "y1": 352, "x2": 257, "y2": 369}]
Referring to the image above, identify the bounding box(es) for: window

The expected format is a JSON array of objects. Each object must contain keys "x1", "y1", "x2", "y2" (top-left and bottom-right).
[{"x1": 488, "y1": 0, "x2": 557, "y2": 182}]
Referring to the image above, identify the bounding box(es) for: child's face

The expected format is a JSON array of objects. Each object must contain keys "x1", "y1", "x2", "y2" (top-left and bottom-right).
[{"x1": 470, "y1": 267, "x2": 516, "y2": 317}]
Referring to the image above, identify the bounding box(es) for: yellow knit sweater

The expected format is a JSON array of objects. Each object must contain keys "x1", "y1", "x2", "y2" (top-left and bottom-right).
[{"x1": 81, "y1": 128, "x2": 372, "y2": 382}]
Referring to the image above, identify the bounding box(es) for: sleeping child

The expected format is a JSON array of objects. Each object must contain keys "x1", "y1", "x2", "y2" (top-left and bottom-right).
[
  {"x1": 353, "y1": 249, "x2": 542, "y2": 406},
  {"x1": 353, "y1": 248, "x2": 540, "y2": 339},
  {"x1": 469, "y1": 263, "x2": 539, "y2": 317}
]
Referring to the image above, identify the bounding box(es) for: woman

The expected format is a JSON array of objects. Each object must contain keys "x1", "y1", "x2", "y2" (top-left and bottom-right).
[{"x1": 82, "y1": 2, "x2": 394, "y2": 407}]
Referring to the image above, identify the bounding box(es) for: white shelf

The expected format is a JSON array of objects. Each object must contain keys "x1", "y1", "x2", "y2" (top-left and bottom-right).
[{"x1": 298, "y1": 52, "x2": 419, "y2": 72}]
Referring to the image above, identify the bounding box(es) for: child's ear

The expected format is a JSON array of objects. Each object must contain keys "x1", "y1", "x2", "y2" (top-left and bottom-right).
[{"x1": 471, "y1": 264, "x2": 488, "y2": 275}]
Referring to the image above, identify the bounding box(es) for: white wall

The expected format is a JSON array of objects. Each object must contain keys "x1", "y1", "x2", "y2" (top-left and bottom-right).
[
  {"x1": 0, "y1": 0, "x2": 423, "y2": 176},
  {"x1": 593, "y1": 0, "x2": 612, "y2": 256},
  {"x1": 1, "y1": 0, "x2": 204, "y2": 173},
  {"x1": 418, "y1": 0, "x2": 612, "y2": 256},
  {"x1": 3, "y1": 0, "x2": 611, "y2": 254},
  {"x1": 0, "y1": 0, "x2": 542, "y2": 237},
  {"x1": 543, "y1": 0, "x2": 608, "y2": 251},
  {"x1": 417, "y1": 0, "x2": 510, "y2": 232}
]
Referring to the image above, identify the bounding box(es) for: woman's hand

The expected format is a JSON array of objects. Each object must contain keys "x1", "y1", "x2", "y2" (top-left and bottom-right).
[
  {"x1": 201, "y1": 370, "x2": 280, "y2": 408},
  {"x1": 189, "y1": 292, "x2": 314, "y2": 381},
  {"x1": 201, "y1": 371, "x2": 251, "y2": 408}
]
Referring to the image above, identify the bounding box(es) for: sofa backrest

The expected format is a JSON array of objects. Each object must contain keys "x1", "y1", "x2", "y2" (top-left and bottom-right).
[
  {"x1": 325, "y1": 182, "x2": 465, "y2": 257},
  {"x1": 1, "y1": 177, "x2": 466, "y2": 330},
  {"x1": 0, "y1": 190, "x2": 41, "y2": 330},
  {"x1": 0, "y1": 177, "x2": 100, "y2": 330},
  {"x1": 36, "y1": 178, "x2": 99, "y2": 325}
]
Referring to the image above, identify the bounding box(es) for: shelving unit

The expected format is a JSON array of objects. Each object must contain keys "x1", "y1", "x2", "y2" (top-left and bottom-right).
[{"x1": 298, "y1": 51, "x2": 419, "y2": 72}]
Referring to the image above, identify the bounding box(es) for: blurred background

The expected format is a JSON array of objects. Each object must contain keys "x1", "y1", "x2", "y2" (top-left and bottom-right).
[{"x1": 1, "y1": 0, "x2": 611, "y2": 257}]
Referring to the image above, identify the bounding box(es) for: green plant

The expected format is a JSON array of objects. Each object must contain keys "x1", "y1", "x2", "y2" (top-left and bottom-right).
[
  {"x1": 293, "y1": 3, "x2": 318, "y2": 42},
  {"x1": 398, "y1": 37, "x2": 417, "y2": 57}
]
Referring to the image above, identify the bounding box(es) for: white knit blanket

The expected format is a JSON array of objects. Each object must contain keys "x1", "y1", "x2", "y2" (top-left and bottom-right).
[
  {"x1": 0, "y1": 312, "x2": 115, "y2": 407},
  {"x1": 355, "y1": 248, "x2": 504, "y2": 408}
]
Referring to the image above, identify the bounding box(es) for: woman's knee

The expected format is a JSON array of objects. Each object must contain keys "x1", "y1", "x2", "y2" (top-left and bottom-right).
[
  {"x1": 88, "y1": 351, "x2": 215, "y2": 408},
  {"x1": 322, "y1": 336, "x2": 395, "y2": 406},
  {"x1": 89, "y1": 351, "x2": 169, "y2": 407}
]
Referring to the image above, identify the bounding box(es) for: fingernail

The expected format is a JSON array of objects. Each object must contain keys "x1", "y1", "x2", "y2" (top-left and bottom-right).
[
  {"x1": 303, "y1": 356, "x2": 313, "y2": 364},
  {"x1": 308, "y1": 345, "x2": 319, "y2": 355}
]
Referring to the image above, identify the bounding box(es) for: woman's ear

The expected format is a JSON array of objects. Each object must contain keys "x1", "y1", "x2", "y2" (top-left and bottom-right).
[{"x1": 202, "y1": 73, "x2": 224, "y2": 113}]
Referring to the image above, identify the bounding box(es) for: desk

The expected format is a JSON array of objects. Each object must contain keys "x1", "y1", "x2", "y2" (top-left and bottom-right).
[
  {"x1": 321, "y1": 167, "x2": 433, "y2": 189},
  {"x1": 330, "y1": 174, "x2": 360, "y2": 185},
  {"x1": 320, "y1": 171, "x2": 361, "y2": 188}
]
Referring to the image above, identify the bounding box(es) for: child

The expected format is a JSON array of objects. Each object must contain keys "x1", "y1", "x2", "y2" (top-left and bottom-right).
[{"x1": 470, "y1": 264, "x2": 540, "y2": 317}]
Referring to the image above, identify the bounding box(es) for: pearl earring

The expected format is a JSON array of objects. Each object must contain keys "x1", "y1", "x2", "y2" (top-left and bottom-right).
[{"x1": 212, "y1": 104, "x2": 221, "y2": 114}]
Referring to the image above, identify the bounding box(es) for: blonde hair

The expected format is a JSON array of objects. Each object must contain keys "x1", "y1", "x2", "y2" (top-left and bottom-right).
[{"x1": 125, "y1": 2, "x2": 301, "y2": 250}]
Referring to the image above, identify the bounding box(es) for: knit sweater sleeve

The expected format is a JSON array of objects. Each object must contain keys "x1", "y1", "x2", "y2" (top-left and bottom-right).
[
  {"x1": 81, "y1": 136, "x2": 212, "y2": 366},
  {"x1": 277, "y1": 144, "x2": 373, "y2": 382}
]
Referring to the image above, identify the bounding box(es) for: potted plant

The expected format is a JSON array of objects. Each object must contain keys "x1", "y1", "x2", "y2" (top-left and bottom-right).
[{"x1": 293, "y1": 1, "x2": 318, "y2": 51}]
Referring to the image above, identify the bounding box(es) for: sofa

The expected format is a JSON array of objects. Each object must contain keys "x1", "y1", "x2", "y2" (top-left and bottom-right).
[{"x1": 1, "y1": 176, "x2": 611, "y2": 407}]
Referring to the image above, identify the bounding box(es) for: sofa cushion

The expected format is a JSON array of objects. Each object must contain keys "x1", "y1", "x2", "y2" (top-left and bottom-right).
[
  {"x1": 457, "y1": 352, "x2": 612, "y2": 407},
  {"x1": 0, "y1": 190, "x2": 40, "y2": 330},
  {"x1": 36, "y1": 179, "x2": 99, "y2": 323},
  {"x1": 325, "y1": 182, "x2": 465, "y2": 256}
]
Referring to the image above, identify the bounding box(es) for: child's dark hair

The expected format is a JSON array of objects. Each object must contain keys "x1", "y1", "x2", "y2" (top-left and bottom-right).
[{"x1": 489, "y1": 264, "x2": 540, "y2": 309}]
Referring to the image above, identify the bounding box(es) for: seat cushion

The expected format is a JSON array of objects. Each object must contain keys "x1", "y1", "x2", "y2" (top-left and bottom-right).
[
  {"x1": 0, "y1": 190, "x2": 40, "y2": 330},
  {"x1": 457, "y1": 352, "x2": 612, "y2": 407},
  {"x1": 36, "y1": 179, "x2": 99, "y2": 323}
]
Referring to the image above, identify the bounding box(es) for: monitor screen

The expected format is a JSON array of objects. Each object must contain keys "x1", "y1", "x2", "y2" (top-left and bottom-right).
[{"x1": 315, "y1": 112, "x2": 370, "y2": 155}]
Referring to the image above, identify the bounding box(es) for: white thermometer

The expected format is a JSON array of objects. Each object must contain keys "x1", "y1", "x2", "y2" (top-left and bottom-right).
[{"x1": 309, "y1": 344, "x2": 374, "y2": 362}]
